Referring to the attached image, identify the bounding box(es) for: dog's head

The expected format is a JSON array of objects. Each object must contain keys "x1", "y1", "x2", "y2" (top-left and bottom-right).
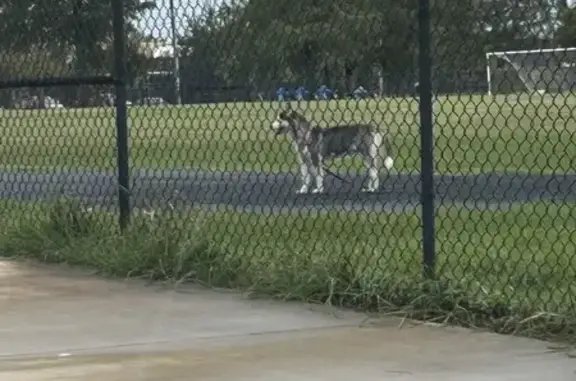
[{"x1": 271, "y1": 107, "x2": 305, "y2": 136}]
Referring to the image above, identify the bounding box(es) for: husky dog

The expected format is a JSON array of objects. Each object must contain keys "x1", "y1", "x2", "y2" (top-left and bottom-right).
[{"x1": 271, "y1": 106, "x2": 394, "y2": 194}]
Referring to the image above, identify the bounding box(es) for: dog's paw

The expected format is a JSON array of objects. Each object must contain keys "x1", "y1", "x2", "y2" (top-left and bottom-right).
[
  {"x1": 361, "y1": 187, "x2": 377, "y2": 193},
  {"x1": 296, "y1": 187, "x2": 310, "y2": 194},
  {"x1": 311, "y1": 188, "x2": 324, "y2": 194}
]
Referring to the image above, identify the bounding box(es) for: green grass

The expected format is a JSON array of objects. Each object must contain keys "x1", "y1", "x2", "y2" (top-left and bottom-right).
[
  {"x1": 0, "y1": 93, "x2": 574, "y2": 174},
  {"x1": 1, "y1": 198, "x2": 575, "y2": 341}
]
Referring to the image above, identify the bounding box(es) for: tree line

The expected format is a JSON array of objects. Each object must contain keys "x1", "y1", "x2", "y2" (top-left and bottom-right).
[
  {"x1": 1, "y1": 0, "x2": 575, "y2": 105},
  {"x1": 180, "y1": 0, "x2": 576, "y2": 98}
]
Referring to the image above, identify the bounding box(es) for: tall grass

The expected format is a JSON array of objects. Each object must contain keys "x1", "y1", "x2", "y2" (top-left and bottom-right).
[{"x1": 1, "y1": 198, "x2": 574, "y2": 343}]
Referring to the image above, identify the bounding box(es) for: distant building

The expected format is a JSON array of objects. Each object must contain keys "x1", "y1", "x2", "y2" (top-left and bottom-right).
[
  {"x1": 136, "y1": 38, "x2": 179, "y2": 103},
  {"x1": 138, "y1": 38, "x2": 175, "y2": 60}
]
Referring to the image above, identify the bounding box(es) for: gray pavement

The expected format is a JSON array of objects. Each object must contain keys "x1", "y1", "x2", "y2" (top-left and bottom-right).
[
  {"x1": 0, "y1": 169, "x2": 574, "y2": 213},
  {"x1": 0, "y1": 260, "x2": 574, "y2": 380}
]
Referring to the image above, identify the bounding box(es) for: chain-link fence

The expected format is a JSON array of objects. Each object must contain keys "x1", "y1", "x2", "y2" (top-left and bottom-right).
[{"x1": 0, "y1": 0, "x2": 575, "y2": 327}]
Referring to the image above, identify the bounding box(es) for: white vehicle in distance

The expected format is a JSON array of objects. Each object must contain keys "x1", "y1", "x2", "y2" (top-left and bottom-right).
[{"x1": 137, "y1": 97, "x2": 168, "y2": 106}]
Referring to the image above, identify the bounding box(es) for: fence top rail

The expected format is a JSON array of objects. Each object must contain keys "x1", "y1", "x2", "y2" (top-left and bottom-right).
[{"x1": 486, "y1": 47, "x2": 576, "y2": 57}]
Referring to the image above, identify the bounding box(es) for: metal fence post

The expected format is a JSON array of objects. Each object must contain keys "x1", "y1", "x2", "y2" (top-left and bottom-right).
[
  {"x1": 417, "y1": 0, "x2": 436, "y2": 278},
  {"x1": 111, "y1": 0, "x2": 131, "y2": 230}
]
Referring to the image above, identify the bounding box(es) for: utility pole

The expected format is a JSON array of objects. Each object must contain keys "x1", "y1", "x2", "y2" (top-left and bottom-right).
[{"x1": 169, "y1": 0, "x2": 181, "y2": 104}]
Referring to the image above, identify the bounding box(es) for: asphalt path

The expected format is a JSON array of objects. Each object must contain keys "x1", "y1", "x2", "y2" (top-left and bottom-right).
[{"x1": 0, "y1": 169, "x2": 573, "y2": 213}]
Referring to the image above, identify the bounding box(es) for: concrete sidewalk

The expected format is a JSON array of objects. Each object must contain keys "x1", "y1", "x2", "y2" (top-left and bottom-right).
[{"x1": 0, "y1": 260, "x2": 574, "y2": 380}]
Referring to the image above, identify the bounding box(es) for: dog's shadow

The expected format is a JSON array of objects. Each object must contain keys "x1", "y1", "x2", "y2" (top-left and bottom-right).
[{"x1": 288, "y1": 175, "x2": 394, "y2": 199}]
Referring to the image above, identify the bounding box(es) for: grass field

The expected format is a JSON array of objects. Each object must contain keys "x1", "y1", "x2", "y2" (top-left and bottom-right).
[{"x1": 0, "y1": 93, "x2": 574, "y2": 175}]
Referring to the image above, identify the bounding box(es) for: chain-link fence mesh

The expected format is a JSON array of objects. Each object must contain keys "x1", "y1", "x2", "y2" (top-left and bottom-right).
[
  {"x1": 430, "y1": 0, "x2": 576, "y2": 319},
  {"x1": 0, "y1": 0, "x2": 574, "y2": 324}
]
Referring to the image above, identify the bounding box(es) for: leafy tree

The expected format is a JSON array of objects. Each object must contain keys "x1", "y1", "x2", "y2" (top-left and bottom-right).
[
  {"x1": 557, "y1": 1, "x2": 576, "y2": 47},
  {"x1": 477, "y1": 0, "x2": 558, "y2": 52},
  {"x1": 0, "y1": 0, "x2": 156, "y2": 104},
  {"x1": 180, "y1": 0, "x2": 417, "y2": 94}
]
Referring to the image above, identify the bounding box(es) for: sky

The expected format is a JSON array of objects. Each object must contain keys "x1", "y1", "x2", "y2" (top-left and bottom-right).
[{"x1": 135, "y1": 0, "x2": 224, "y2": 39}]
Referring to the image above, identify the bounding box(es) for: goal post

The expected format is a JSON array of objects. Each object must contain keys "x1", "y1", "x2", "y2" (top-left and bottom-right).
[{"x1": 485, "y1": 47, "x2": 576, "y2": 96}]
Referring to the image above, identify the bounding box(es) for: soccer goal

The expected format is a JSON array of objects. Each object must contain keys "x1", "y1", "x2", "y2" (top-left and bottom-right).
[{"x1": 485, "y1": 47, "x2": 576, "y2": 96}]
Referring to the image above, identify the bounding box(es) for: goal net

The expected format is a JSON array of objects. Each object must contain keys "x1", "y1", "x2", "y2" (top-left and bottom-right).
[{"x1": 486, "y1": 47, "x2": 576, "y2": 95}]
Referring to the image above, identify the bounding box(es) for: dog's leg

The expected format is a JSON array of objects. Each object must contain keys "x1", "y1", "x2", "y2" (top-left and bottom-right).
[
  {"x1": 363, "y1": 133, "x2": 382, "y2": 193},
  {"x1": 297, "y1": 147, "x2": 314, "y2": 194},
  {"x1": 361, "y1": 157, "x2": 376, "y2": 193},
  {"x1": 292, "y1": 142, "x2": 312, "y2": 194},
  {"x1": 297, "y1": 161, "x2": 312, "y2": 194},
  {"x1": 311, "y1": 154, "x2": 324, "y2": 194},
  {"x1": 367, "y1": 164, "x2": 379, "y2": 192}
]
